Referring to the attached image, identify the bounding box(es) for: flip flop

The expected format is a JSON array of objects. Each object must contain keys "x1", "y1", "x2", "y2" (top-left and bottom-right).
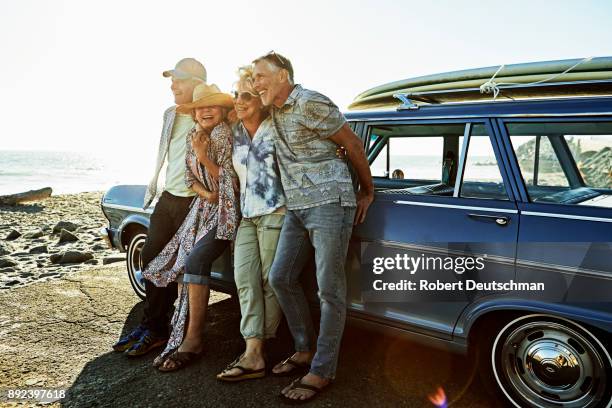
[
  {"x1": 153, "y1": 347, "x2": 178, "y2": 368},
  {"x1": 280, "y1": 376, "x2": 326, "y2": 405},
  {"x1": 158, "y1": 350, "x2": 204, "y2": 373},
  {"x1": 272, "y1": 357, "x2": 311, "y2": 377},
  {"x1": 216, "y1": 365, "x2": 266, "y2": 382}
]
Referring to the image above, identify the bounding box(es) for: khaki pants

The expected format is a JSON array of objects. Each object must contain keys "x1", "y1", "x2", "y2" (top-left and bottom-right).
[{"x1": 234, "y1": 211, "x2": 285, "y2": 339}]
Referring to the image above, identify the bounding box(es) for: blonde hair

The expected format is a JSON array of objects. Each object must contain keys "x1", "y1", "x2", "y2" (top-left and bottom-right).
[
  {"x1": 235, "y1": 65, "x2": 256, "y2": 93},
  {"x1": 231, "y1": 65, "x2": 268, "y2": 123}
]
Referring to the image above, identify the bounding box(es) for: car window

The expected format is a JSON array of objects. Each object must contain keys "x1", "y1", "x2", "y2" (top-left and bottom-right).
[
  {"x1": 370, "y1": 140, "x2": 388, "y2": 177},
  {"x1": 388, "y1": 136, "x2": 444, "y2": 181},
  {"x1": 368, "y1": 123, "x2": 509, "y2": 199},
  {"x1": 459, "y1": 124, "x2": 509, "y2": 201},
  {"x1": 368, "y1": 124, "x2": 465, "y2": 197},
  {"x1": 507, "y1": 121, "x2": 612, "y2": 207},
  {"x1": 510, "y1": 135, "x2": 570, "y2": 187},
  {"x1": 564, "y1": 134, "x2": 612, "y2": 189}
]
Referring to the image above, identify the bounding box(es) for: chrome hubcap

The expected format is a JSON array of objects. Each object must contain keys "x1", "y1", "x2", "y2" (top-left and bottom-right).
[
  {"x1": 526, "y1": 342, "x2": 581, "y2": 388},
  {"x1": 496, "y1": 319, "x2": 608, "y2": 408}
]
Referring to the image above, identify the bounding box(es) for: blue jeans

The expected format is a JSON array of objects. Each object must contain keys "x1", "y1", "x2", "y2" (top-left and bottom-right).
[
  {"x1": 183, "y1": 227, "x2": 229, "y2": 285},
  {"x1": 269, "y1": 203, "x2": 355, "y2": 379}
]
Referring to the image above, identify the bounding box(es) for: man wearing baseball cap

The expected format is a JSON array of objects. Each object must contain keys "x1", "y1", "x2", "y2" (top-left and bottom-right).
[{"x1": 112, "y1": 57, "x2": 207, "y2": 357}]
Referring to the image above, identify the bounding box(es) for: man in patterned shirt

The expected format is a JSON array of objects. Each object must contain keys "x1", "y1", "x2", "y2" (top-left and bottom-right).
[{"x1": 252, "y1": 51, "x2": 374, "y2": 402}]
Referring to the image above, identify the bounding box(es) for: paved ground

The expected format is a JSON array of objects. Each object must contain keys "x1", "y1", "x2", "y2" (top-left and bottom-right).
[{"x1": 0, "y1": 265, "x2": 497, "y2": 407}]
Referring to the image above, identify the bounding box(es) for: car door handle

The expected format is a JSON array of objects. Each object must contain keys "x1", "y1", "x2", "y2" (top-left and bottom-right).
[{"x1": 467, "y1": 213, "x2": 510, "y2": 226}]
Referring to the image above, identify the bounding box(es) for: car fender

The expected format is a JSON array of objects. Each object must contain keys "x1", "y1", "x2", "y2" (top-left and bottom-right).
[
  {"x1": 117, "y1": 214, "x2": 150, "y2": 250},
  {"x1": 456, "y1": 298, "x2": 612, "y2": 342}
]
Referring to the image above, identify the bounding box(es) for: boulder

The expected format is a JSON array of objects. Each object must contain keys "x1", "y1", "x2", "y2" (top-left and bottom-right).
[
  {"x1": 29, "y1": 245, "x2": 48, "y2": 254},
  {"x1": 91, "y1": 243, "x2": 107, "y2": 251},
  {"x1": 24, "y1": 229, "x2": 44, "y2": 239},
  {"x1": 0, "y1": 257, "x2": 17, "y2": 268},
  {"x1": 0, "y1": 187, "x2": 52, "y2": 205},
  {"x1": 39, "y1": 272, "x2": 59, "y2": 279},
  {"x1": 5, "y1": 229, "x2": 21, "y2": 241},
  {"x1": 50, "y1": 251, "x2": 93, "y2": 265},
  {"x1": 0, "y1": 242, "x2": 13, "y2": 256},
  {"x1": 58, "y1": 229, "x2": 79, "y2": 244},
  {"x1": 53, "y1": 221, "x2": 80, "y2": 234},
  {"x1": 102, "y1": 256, "x2": 125, "y2": 265}
]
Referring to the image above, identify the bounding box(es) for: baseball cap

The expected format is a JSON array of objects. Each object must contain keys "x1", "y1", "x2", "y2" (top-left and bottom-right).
[{"x1": 162, "y1": 58, "x2": 207, "y2": 82}]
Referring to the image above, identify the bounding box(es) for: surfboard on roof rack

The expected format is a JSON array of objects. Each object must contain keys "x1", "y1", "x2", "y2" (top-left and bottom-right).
[{"x1": 348, "y1": 56, "x2": 612, "y2": 111}]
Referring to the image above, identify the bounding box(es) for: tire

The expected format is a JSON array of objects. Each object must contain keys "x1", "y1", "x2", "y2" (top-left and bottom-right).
[
  {"x1": 126, "y1": 231, "x2": 147, "y2": 300},
  {"x1": 478, "y1": 314, "x2": 611, "y2": 408}
]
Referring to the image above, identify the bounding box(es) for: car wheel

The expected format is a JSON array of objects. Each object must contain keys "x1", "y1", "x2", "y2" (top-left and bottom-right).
[
  {"x1": 480, "y1": 314, "x2": 611, "y2": 408},
  {"x1": 126, "y1": 231, "x2": 147, "y2": 300}
]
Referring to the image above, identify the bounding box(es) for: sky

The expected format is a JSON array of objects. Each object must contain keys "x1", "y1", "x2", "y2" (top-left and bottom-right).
[{"x1": 1, "y1": 0, "x2": 611, "y2": 166}]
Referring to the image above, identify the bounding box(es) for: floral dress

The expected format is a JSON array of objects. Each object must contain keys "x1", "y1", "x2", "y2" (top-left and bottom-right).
[{"x1": 142, "y1": 121, "x2": 239, "y2": 360}]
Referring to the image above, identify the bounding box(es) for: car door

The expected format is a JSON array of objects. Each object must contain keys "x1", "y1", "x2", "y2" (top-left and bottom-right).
[
  {"x1": 498, "y1": 117, "x2": 612, "y2": 309},
  {"x1": 347, "y1": 119, "x2": 521, "y2": 340}
]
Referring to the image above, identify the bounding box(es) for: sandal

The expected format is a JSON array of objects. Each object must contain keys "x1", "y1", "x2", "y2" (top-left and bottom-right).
[
  {"x1": 280, "y1": 376, "x2": 326, "y2": 404},
  {"x1": 217, "y1": 365, "x2": 265, "y2": 382},
  {"x1": 153, "y1": 347, "x2": 178, "y2": 368},
  {"x1": 217, "y1": 353, "x2": 266, "y2": 382},
  {"x1": 157, "y1": 350, "x2": 204, "y2": 373},
  {"x1": 153, "y1": 353, "x2": 169, "y2": 368},
  {"x1": 272, "y1": 356, "x2": 311, "y2": 377}
]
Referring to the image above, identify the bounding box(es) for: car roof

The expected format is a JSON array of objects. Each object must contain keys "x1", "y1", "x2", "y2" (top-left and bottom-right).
[{"x1": 344, "y1": 95, "x2": 612, "y2": 121}]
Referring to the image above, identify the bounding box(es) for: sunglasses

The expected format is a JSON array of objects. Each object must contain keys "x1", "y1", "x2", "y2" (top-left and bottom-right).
[
  {"x1": 267, "y1": 50, "x2": 288, "y2": 69},
  {"x1": 232, "y1": 90, "x2": 259, "y2": 102}
]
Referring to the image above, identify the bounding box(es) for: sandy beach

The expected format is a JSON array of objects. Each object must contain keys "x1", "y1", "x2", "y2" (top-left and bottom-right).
[{"x1": 0, "y1": 192, "x2": 124, "y2": 290}]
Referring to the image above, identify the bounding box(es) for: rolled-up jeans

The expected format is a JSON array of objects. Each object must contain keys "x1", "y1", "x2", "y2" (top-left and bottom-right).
[
  {"x1": 182, "y1": 227, "x2": 229, "y2": 285},
  {"x1": 269, "y1": 203, "x2": 355, "y2": 380},
  {"x1": 234, "y1": 210, "x2": 285, "y2": 339}
]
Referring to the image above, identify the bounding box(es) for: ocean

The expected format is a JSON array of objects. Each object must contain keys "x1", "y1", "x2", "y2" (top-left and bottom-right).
[
  {"x1": 0, "y1": 150, "x2": 501, "y2": 196},
  {"x1": 0, "y1": 150, "x2": 153, "y2": 195}
]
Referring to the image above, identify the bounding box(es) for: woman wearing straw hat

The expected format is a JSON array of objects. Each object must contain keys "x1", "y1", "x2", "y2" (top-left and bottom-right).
[
  {"x1": 142, "y1": 83, "x2": 240, "y2": 372},
  {"x1": 215, "y1": 66, "x2": 286, "y2": 382}
]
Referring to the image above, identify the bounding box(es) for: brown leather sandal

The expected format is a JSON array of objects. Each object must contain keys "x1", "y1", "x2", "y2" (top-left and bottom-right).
[
  {"x1": 157, "y1": 350, "x2": 204, "y2": 372},
  {"x1": 272, "y1": 356, "x2": 311, "y2": 377},
  {"x1": 280, "y1": 376, "x2": 326, "y2": 404}
]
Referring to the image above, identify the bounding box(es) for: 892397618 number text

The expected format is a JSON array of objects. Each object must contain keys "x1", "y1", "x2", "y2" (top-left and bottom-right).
[{"x1": 2, "y1": 388, "x2": 66, "y2": 403}]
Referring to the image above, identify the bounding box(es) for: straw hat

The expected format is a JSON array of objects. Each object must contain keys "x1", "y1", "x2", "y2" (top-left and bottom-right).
[{"x1": 176, "y1": 84, "x2": 234, "y2": 114}]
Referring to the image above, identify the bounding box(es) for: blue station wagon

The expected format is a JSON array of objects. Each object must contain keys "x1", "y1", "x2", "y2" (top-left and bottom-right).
[{"x1": 101, "y1": 59, "x2": 612, "y2": 408}]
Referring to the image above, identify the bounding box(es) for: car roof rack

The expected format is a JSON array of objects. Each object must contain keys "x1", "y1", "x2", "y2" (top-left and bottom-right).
[
  {"x1": 349, "y1": 57, "x2": 612, "y2": 111},
  {"x1": 391, "y1": 79, "x2": 612, "y2": 110}
]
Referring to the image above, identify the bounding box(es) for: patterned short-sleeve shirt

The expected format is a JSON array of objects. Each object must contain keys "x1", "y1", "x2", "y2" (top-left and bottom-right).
[
  {"x1": 271, "y1": 85, "x2": 356, "y2": 210},
  {"x1": 232, "y1": 118, "x2": 286, "y2": 218}
]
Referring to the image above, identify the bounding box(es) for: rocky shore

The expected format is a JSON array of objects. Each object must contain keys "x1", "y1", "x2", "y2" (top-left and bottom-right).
[{"x1": 0, "y1": 192, "x2": 124, "y2": 290}]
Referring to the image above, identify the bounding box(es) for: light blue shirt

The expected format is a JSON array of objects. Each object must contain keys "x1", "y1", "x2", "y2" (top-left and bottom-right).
[
  {"x1": 232, "y1": 118, "x2": 286, "y2": 218},
  {"x1": 271, "y1": 85, "x2": 356, "y2": 210}
]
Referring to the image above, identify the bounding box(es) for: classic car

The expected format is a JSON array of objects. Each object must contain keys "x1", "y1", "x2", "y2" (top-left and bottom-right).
[{"x1": 101, "y1": 58, "x2": 612, "y2": 408}]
